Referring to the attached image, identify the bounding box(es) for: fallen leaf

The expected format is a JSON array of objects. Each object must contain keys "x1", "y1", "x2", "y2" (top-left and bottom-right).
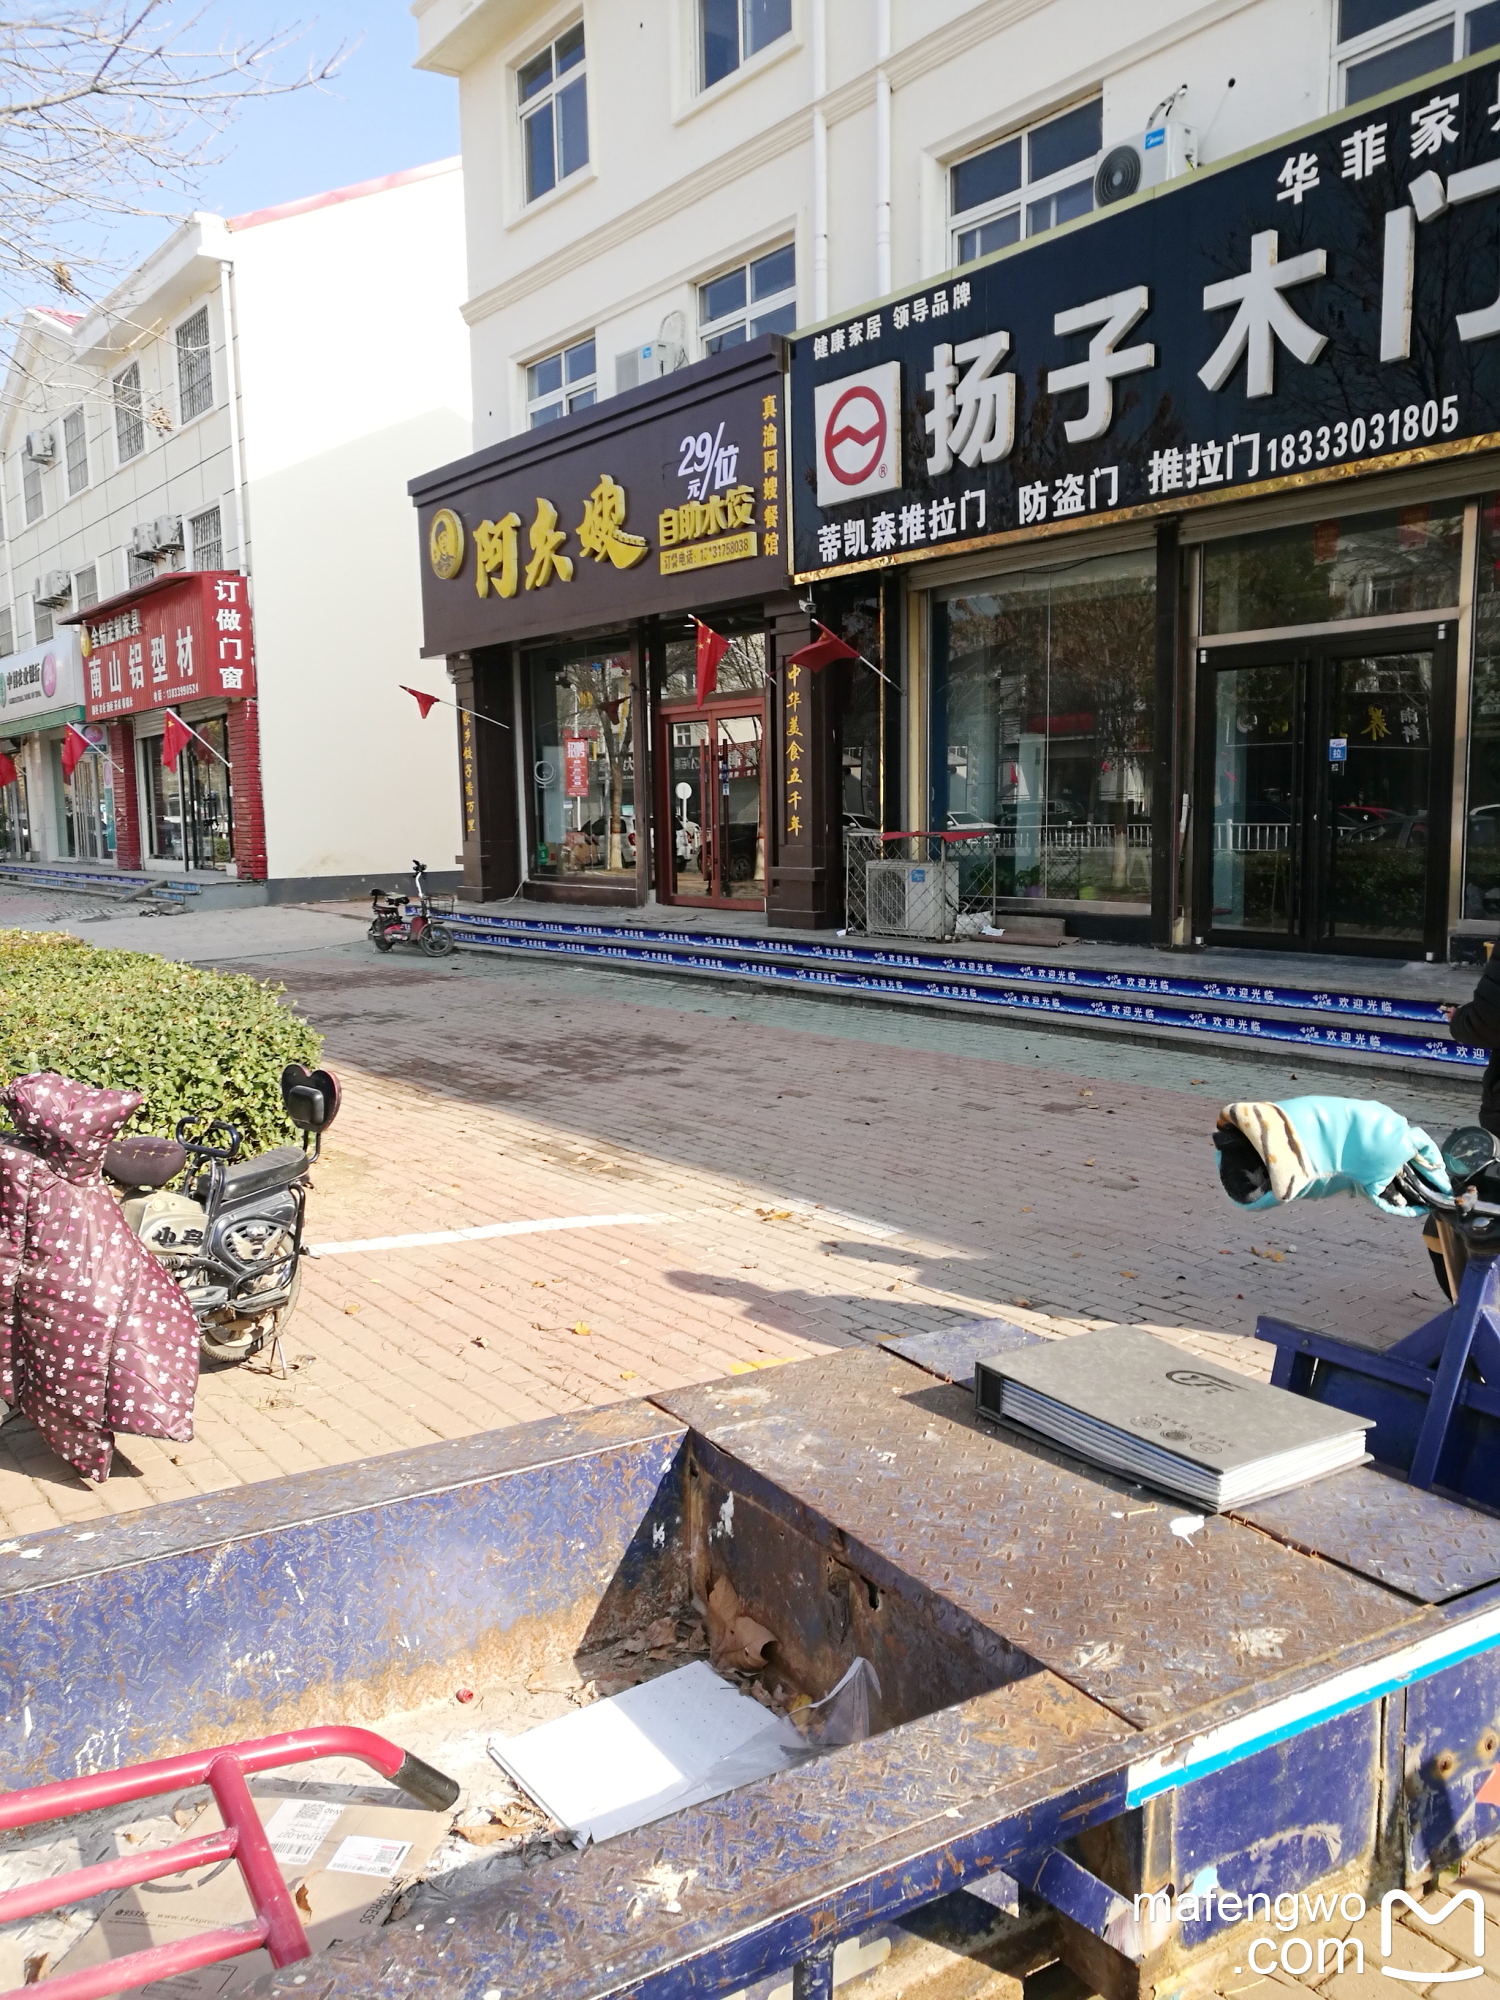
[
  {"x1": 644, "y1": 1617, "x2": 677, "y2": 1649},
  {"x1": 472, "y1": 1336, "x2": 487, "y2": 1348},
  {"x1": 1014, "y1": 1297, "x2": 1031, "y2": 1307},
  {"x1": 755, "y1": 1208, "x2": 793, "y2": 1221},
  {"x1": 620, "y1": 1370, "x2": 637, "y2": 1380},
  {"x1": 572, "y1": 1321, "x2": 591, "y2": 1337},
  {"x1": 294, "y1": 1883, "x2": 313, "y2": 1917},
  {"x1": 1084, "y1": 1158, "x2": 1095, "y2": 1166},
  {"x1": 1120, "y1": 1270, "x2": 1137, "y2": 1278},
  {"x1": 532, "y1": 1280, "x2": 546, "y2": 1288},
  {"x1": 343, "y1": 1303, "x2": 361, "y2": 1316}
]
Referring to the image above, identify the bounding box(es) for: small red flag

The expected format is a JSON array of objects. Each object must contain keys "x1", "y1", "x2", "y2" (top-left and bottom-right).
[
  {"x1": 61, "y1": 723, "x2": 92, "y2": 779},
  {"x1": 0, "y1": 751, "x2": 16, "y2": 789},
  {"x1": 788, "y1": 623, "x2": 861, "y2": 673},
  {"x1": 695, "y1": 621, "x2": 729, "y2": 700},
  {"x1": 402, "y1": 685, "x2": 442, "y2": 719},
  {"x1": 161, "y1": 710, "x2": 194, "y2": 773}
]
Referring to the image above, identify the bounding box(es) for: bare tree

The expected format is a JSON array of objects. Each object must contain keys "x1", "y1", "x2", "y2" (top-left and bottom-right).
[{"x1": 0, "y1": 4, "x2": 342, "y2": 308}]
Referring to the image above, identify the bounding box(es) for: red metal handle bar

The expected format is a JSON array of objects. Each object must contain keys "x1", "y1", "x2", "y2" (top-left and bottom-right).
[
  {"x1": 0, "y1": 1725, "x2": 456, "y2": 1831},
  {"x1": 0, "y1": 1728, "x2": 458, "y2": 2000}
]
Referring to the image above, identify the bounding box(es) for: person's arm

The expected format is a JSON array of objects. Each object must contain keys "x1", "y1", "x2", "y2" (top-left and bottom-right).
[{"x1": 1452, "y1": 958, "x2": 1500, "y2": 1046}]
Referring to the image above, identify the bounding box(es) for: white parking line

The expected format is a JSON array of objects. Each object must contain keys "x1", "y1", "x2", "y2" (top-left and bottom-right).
[{"x1": 308, "y1": 1212, "x2": 671, "y2": 1258}]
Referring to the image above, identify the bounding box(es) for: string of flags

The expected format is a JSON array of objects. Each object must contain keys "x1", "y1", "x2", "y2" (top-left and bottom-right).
[
  {"x1": 691, "y1": 617, "x2": 898, "y2": 692},
  {"x1": 401, "y1": 684, "x2": 510, "y2": 730}
]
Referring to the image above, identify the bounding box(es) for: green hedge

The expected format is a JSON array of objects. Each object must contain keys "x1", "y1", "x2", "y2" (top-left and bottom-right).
[{"x1": 0, "y1": 932, "x2": 322, "y2": 1152}]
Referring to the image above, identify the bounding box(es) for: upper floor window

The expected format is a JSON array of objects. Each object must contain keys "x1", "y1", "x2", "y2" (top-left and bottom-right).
[
  {"x1": 527, "y1": 337, "x2": 596, "y2": 426},
  {"x1": 702, "y1": 0, "x2": 792, "y2": 89},
  {"x1": 32, "y1": 596, "x2": 51, "y2": 644},
  {"x1": 1339, "y1": 0, "x2": 1500, "y2": 102},
  {"x1": 190, "y1": 505, "x2": 223, "y2": 570},
  {"x1": 0, "y1": 610, "x2": 14, "y2": 659},
  {"x1": 519, "y1": 24, "x2": 587, "y2": 202},
  {"x1": 176, "y1": 306, "x2": 213, "y2": 422},
  {"x1": 63, "y1": 408, "x2": 88, "y2": 497},
  {"x1": 21, "y1": 455, "x2": 42, "y2": 526},
  {"x1": 128, "y1": 550, "x2": 155, "y2": 587},
  {"x1": 114, "y1": 363, "x2": 144, "y2": 462},
  {"x1": 74, "y1": 564, "x2": 98, "y2": 611},
  {"x1": 699, "y1": 244, "x2": 796, "y2": 353},
  {"x1": 951, "y1": 99, "x2": 1102, "y2": 266}
]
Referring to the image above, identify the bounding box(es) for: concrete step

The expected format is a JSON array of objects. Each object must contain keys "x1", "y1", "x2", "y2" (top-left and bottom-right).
[{"x1": 440, "y1": 909, "x2": 1480, "y2": 1078}]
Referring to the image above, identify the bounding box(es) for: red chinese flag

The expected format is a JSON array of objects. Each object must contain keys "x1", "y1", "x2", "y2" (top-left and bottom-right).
[
  {"x1": 402, "y1": 685, "x2": 442, "y2": 719},
  {"x1": 695, "y1": 622, "x2": 729, "y2": 699},
  {"x1": 0, "y1": 751, "x2": 15, "y2": 789},
  {"x1": 61, "y1": 723, "x2": 92, "y2": 779},
  {"x1": 788, "y1": 624, "x2": 861, "y2": 673},
  {"x1": 161, "y1": 710, "x2": 194, "y2": 773}
]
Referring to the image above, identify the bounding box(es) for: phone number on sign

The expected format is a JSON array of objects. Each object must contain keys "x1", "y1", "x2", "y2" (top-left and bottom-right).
[{"x1": 1265, "y1": 395, "x2": 1459, "y2": 474}]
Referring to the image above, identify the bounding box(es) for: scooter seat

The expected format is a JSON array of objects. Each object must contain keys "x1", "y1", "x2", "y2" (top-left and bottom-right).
[
  {"x1": 103, "y1": 1135, "x2": 188, "y2": 1189},
  {"x1": 220, "y1": 1145, "x2": 307, "y2": 1202}
]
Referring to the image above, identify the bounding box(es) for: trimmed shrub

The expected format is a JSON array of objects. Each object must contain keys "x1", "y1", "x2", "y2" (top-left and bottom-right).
[{"x1": 0, "y1": 931, "x2": 322, "y2": 1152}]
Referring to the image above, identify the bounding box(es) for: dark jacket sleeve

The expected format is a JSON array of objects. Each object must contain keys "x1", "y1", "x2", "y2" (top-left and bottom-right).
[{"x1": 1452, "y1": 953, "x2": 1500, "y2": 1047}]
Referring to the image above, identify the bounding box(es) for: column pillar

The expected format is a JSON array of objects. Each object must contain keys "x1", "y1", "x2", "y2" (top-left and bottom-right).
[
  {"x1": 454, "y1": 647, "x2": 520, "y2": 901},
  {"x1": 1151, "y1": 519, "x2": 1184, "y2": 949},
  {"x1": 107, "y1": 720, "x2": 142, "y2": 870},
  {"x1": 225, "y1": 698, "x2": 267, "y2": 880}
]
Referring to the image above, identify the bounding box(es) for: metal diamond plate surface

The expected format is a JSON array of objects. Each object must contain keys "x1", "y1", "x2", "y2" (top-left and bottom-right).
[
  {"x1": 256, "y1": 1669, "x2": 1134, "y2": 2000},
  {"x1": 653, "y1": 1351, "x2": 1419, "y2": 1729},
  {"x1": 881, "y1": 1320, "x2": 1043, "y2": 1390},
  {"x1": 1233, "y1": 1463, "x2": 1500, "y2": 1602}
]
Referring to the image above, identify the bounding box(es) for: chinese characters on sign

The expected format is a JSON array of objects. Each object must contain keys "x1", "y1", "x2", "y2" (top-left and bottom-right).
[
  {"x1": 783, "y1": 662, "x2": 804, "y2": 841},
  {"x1": 563, "y1": 735, "x2": 591, "y2": 797},
  {"x1": 791, "y1": 63, "x2": 1500, "y2": 577},
  {"x1": 460, "y1": 711, "x2": 476, "y2": 837},
  {"x1": 81, "y1": 573, "x2": 256, "y2": 724}
]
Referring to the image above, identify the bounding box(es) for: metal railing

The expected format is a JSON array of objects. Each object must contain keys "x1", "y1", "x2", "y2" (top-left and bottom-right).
[
  {"x1": 845, "y1": 826, "x2": 1153, "y2": 939},
  {"x1": 1212, "y1": 821, "x2": 1293, "y2": 852}
]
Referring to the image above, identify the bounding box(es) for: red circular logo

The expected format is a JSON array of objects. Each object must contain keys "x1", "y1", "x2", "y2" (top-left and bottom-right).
[{"x1": 822, "y1": 384, "x2": 888, "y2": 487}]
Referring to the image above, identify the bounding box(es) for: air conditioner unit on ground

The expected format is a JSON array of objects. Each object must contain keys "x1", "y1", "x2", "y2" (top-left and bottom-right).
[
  {"x1": 128, "y1": 522, "x2": 160, "y2": 559},
  {"x1": 152, "y1": 514, "x2": 184, "y2": 551},
  {"x1": 864, "y1": 858, "x2": 958, "y2": 940},
  {"x1": 24, "y1": 430, "x2": 54, "y2": 464},
  {"x1": 1095, "y1": 121, "x2": 1198, "y2": 206},
  {"x1": 35, "y1": 570, "x2": 71, "y2": 607}
]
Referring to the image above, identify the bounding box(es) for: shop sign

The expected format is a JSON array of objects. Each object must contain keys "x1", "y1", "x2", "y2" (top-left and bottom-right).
[
  {"x1": 0, "y1": 629, "x2": 84, "y2": 725},
  {"x1": 563, "y1": 735, "x2": 591, "y2": 796},
  {"x1": 413, "y1": 343, "x2": 790, "y2": 655},
  {"x1": 76, "y1": 572, "x2": 257, "y2": 723},
  {"x1": 789, "y1": 57, "x2": 1500, "y2": 579}
]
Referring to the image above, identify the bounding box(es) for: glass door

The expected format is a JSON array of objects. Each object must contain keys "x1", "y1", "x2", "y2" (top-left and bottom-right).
[
  {"x1": 1199, "y1": 628, "x2": 1451, "y2": 955},
  {"x1": 659, "y1": 705, "x2": 766, "y2": 905}
]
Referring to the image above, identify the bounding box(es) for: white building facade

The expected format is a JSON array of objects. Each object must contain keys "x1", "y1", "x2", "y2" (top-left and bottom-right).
[{"x1": 0, "y1": 159, "x2": 470, "y2": 896}]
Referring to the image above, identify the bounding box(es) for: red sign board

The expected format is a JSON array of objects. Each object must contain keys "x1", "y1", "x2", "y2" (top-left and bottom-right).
[
  {"x1": 79, "y1": 572, "x2": 256, "y2": 723},
  {"x1": 563, "y1": 736, "x2": 590, "y2": 798}
]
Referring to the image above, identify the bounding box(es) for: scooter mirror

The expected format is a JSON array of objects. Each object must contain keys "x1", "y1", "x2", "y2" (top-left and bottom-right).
[{"x1": 281, "y1": 1064, "x2": 342, "y2": 1133}]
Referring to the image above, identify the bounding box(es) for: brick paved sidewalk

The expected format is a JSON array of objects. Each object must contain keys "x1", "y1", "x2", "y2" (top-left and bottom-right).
[{"x1": 0, "y1": 933, "x2": 1475, "y2": 1532}]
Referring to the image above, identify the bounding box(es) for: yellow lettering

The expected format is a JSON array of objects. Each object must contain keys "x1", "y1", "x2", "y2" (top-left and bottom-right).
[
  {"x1": 577, "y1": 473, "x2": 649, "y2": 570},
  {"x1": 524, "y1": 498, "x2": 574, "y2": 590},
  {"x1": 659, "y1": 508, "x2": 678, "y2": 547},
  {"x1": 474, "y1": 513, "x2": 521, "y2": 598}
]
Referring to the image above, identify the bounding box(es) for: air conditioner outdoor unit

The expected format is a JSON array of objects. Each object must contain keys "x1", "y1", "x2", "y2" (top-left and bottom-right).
[
  {"x1": 128, "y1": 521, "x2": 160, "y2": 558},
  {"x1": 1095, "y1": 120, "x2": 1198, "y2": 206},
  {"x1": 24, "y1": 430, "x2": 54, "y2": 464},
  {"x1": 152, "y1": 513, "x2": 184, "y2": 551},
  {"x1": 864, "y1": 858, "x2": 958, "y2": 940},
  {"x1": 35, "y1": 569, "x2": 71, "y2": 607}
]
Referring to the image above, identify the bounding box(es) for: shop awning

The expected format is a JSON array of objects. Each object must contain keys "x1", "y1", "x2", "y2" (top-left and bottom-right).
[{"x1": 1, "y1": 705, "x2": 84, "y2": 736}]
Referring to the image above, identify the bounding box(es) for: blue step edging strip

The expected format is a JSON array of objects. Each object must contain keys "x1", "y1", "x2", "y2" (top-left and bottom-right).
[
  {"x1": 442, "y1": 914, "x2": 1486, "y2": 1071},
  {"x1": 0, "y1": 866, "x2": 200, "y2": 894}
]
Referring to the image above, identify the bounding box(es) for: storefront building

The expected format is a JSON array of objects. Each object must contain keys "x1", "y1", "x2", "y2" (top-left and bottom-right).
[
  {"x1": 57, "y1": 570, "x2": 264, "y2": 878},
  {"x1": 0, "y1": 631, "x2": 90, "y2": 861},
  {"x1": 412, "y1": 340, "x2": 851, "y2": 927},
  {"x1": 789, "y1": 53, "x2": 1500, "y2": 961}
]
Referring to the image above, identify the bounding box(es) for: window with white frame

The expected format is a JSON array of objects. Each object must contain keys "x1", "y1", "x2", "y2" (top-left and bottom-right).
[
  {"x1": 0, "y1": 610, "x2": 14, "y2": 658},
  {"x1": 527, "y1": 337, "x2": 596, "y2": 426},
  {"x1": 950, "y1": 99, "x2": 1103, "y2": 266},
  {"x1": 699, "y1": 244, "x2": 796, "y2": 354},
  {"x1": 190, "y1": 505, "x2": 222, "y2": 570},
  {"x1": 701, "y1": 0, "x2": 792, "y2": 90},
  {"x1": 519, "y1": 24, "x2": 587, "y2": 203},
  {"x1": 21, "y1": 455, "x2": 42, "y2": 526},
  {"x1": 31, "y1": 596, "x2": 51, "y2": 644},
  {"x1": 1338, "y1": 0, "x2": 1500, "y2": 103},
  {"x1": 128, "y1": 550, "x2": 155, "y2": 587},
  {"x1": 74, "y1": 563, "x2": 97, "y2": 610},
  {"x1": 114, "y1": 362, "x2": 144, "y2": 462},
  {"x1": 63, "y1": 408, "x2": 87, "y2": 496},
  {"x1": 176, "y1": 306, "x2": 213, "y2": 422}
]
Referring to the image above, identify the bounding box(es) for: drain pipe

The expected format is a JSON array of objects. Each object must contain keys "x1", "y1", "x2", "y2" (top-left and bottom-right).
[
  {"x1": 874, "y1": 0, "x2": 892, "y2": 296},
  {"x1": 812, "y1": 0, "x2": 828, "y2": 319}
]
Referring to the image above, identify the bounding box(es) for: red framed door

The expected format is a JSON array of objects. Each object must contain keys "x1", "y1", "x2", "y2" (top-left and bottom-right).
[{"x1": 657, "y1": 702, "x2": 766, "y2": 907}]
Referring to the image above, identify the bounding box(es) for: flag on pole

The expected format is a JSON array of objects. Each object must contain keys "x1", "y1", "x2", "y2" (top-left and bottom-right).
[
  {"x1": 695, "y1": 619, "x2": 729, "y2": 699},
  {"x1": 401, "y1": 686, "x2": 442, "y2": 719},
  {"x1": 788, "y1": 623, "x2": 862, "y2": 673},
  {"x1": 61, "y1": 723, "x2": 93, "y2": 780},
  {"x1": 160, "y1": 710, "x2": 195, "y2": 773},
  {"x1": 0, "y1": 750, "x2": 16, "y2": 790}
]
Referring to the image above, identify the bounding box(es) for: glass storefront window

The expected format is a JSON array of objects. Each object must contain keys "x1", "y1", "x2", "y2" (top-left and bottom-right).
[
  {"x1": 1466, "y1": 499, "x2": 1500, "y2": 919},
  {"x1": 1202, "y1": 501, "x2": 1464, "y2": 635},
  {"x1": 528, "y1": 644, "x2": 636, "y2": 879},
  {"x1": 0, "y1": 765, "x2": 30, "y2": 856},
  {"x1": 63, "y1": 729, "x2": 115, "y2": 860},
  {"x1": 143, "y1": 715, "x2": 233, "y2": 871},
  {"x1": 660, "y1": 622, "x2": 767, "y2": 702},
  {"x1": 931, "y1": 550, "x2": 1156, "y2": 906}
]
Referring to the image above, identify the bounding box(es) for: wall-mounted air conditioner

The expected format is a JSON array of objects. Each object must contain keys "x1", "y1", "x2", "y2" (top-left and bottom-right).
[
  {"x1": 128, "y1": 521, "x2": 160, "y2": 558},
  {"x1": 864, "y1": 859, "x2": 958, "y2": 940},
  {"x1": 34, "y1": 570, "x2": 72, "y2": 607},
  {"x1": 24, "y1": 430, "x2": 54, "y2": 464},
  {"x1": 1095, "y1": 121, "x2": 1198, "y2": 206},
  {"x1": 152, "y1": 514, "x2": 184, "y2": 551}
]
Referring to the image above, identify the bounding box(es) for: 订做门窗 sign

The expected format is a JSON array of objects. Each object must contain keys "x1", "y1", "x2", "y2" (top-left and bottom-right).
[{"x1": 789, "y1": 56, "x2": 1500, "y2": 578}]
